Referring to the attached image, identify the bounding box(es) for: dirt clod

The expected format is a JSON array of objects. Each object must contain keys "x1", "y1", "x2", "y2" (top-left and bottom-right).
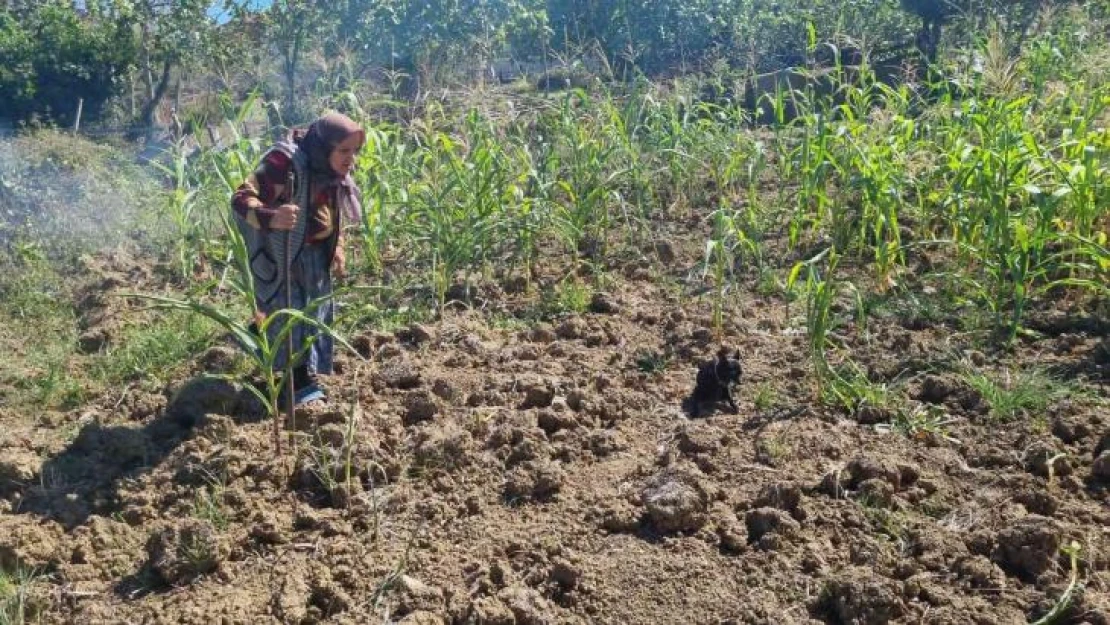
[
  {"x1": 404, "y1": 323, "x2": 436, "y2": 345},
  {"x1": 431, "y1": 378, "x2": 457, "y2": 401},
  {"x1": 857, "y1": 478, "x2": 896, "y2": 508},
  {"x1": 0, "y1": 520, "x2": 64, "y2": 571},
  {"x1": 499, "y1": 585, "x2": 557, "y2": 625},
  {"x1": 398, "y1": 611, "x2": 447, "y2": 625},
  {"x1": 745, "y1": 507, "x2": 800, "y2": 547},
  {"x1": 914, "y1": 374, "x2": 955, "y2": 404},
  {"x1": 992, "y1": 516, "x2": 1061, "y2": 581},
  {"x1": 375, "y1": 362, "x2": 422, "y2": 390},
  {"x1": 556, "y1": 318, "x2": 587, "y2": 340},
  {"x1": 654, "y1": 240, "x2": 676, "y2": 263},
  {"x1": 198, "y1": 345, "x2": 239, "y2": 374},
  {"x1": 504, "y1": 460, "x2": 565, "y2": 501},
  {"x1": 77, "y1": 328, "x2": 109, "y2": 353},
  {"x1": 167, "y1": 376, "x2": 250, "y2": 426},
  {"x1": 955, "y1": 555, "x2": 1007, "y2": 589},
  {"x1": 396, "y1": 575, "x2": 446, "y2": 615},
  {"x1": 822, "y1": 569, "x2": 906, "y2": 625},
  {"x1": 549, "y1": 558, "x2": 582, "y2": 590},
  {"x1": 589, "y1": 292, "x2": 620, "y2": 314},
  {"x1": 404, "y1": 391, "x2": 440, "y2": 426},
  {"x1": 1024, "y1": 440, "x2": 1073, "y2": 478},
  {"x1": 413, "y1": 423, "x2": 473, "y2": 471},
  {"x1": 145, "y1": 519, "x2": 227, "y2": 585},
  {"x1": 1092, "y1": 451, "x2": 1110, "y2": 482},
  {"x1": 753, "y1": 482, "x2": 807, "y2": 521},
  {"x1": 521, "y1": 379, "x2": 555, "y2": 409},
  {"x1": 642, "y1": 470, "x2": 709, "y2": 533},
  {"x1": 847, "y1": 456, "x2": 903, "y2": 491},
  {"x1": 0, "y1": 449, "x2": 40, "y2": 491}
]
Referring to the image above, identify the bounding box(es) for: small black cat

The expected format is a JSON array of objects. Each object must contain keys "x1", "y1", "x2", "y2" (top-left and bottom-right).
[{"x1": 690, "y1": 347, "x2": 743, "y2": 417}]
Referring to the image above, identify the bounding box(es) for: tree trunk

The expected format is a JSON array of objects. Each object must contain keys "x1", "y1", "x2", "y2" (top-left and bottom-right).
[
  {"x1": 284, "y1": 57, "x2": 297, "y2": 122},
  {"x1": 137, "y1": 59, "x2": 173, "y2": 139},
  {"x1": 283, "y1": 30, "x2": 302, "y2": 124}
]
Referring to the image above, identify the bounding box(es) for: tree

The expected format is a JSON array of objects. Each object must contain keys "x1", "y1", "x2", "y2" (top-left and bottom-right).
[
  {"x1": 0, "y1": 1, "x2": 135, "y2": 125},
  {"x1": 899, "y1": 0, "x2": 1078, "y2": 62},
  {"x1": 128, "y1": 0, "x2": 213, "y2": 136},
  {"x1": 545, "y1": 0, "x2": 910, "y2": 75},
  {"x1": 258, "y1": 0, "x2": 334, "y2": 124},
  {"x1": 336, "y1": 0, "x2": 546, "y2": 88}
]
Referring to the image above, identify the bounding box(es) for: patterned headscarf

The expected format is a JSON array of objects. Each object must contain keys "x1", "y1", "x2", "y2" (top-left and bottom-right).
[{"x1": 291, "y1": 112, "x2": 364, "y2": 221}]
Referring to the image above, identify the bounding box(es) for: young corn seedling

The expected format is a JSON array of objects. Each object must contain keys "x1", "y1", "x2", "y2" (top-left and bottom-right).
[
  {"x1": 704, "y1": 209, "x2": 736, "y2": 338},
  {"x1": 786, "y1": 111, "x2": 836, "y2": 250},
  {"x1": 151, "y1": 140, "x2": 206, "y2": 283},
  {"x1": 353, "y1": 124, "x2": 414, "y2": 275},
  {"x1": 1030, "y1": 542, "x2": 1083, "y2": 625},
  {"x1": 789, "y1": 247, "x2": 839, "y2": 399},
  {"x1": 505, "y1": 139, "x2": 556, "y2": 292},
  {"x1": 0, "y1": 565, "x2": 44, "y2": 625},
  {"x1": 550, "y1": 93, "x2": 628, "y2": 260},
  {"x1": 703, "y1": 206, "x2": 760, "y2": 336},
  {"x1": 129, "y1": 209, "x2": 360, "y2": 455},
  {"x1": 788, "y1": 247, "x2": 887, "y2": 413}
]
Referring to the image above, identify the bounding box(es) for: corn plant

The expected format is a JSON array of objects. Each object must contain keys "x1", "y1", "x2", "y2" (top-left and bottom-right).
[
  {"x1": 150, "y1": 141, "x2": 204, "y2": 282},
  {"x1": 703, "y1": 209, "x2": 737, "y2": 337},
  {"x1": 649, "y1": 99, "x2": 703, "y2": 214},
  {"x1": 784, "y1": 111, "x2": 837, "y2": 249},
  {"x1": 129, "y1": 209, "x2": 359, "y2": 454},
  {"x1": 405, "y1": 121, "x2": 515, "y2": 311},
  {"x1": 789, "y1": 247, "x2": 839, "y2": 395},
  {"x1": 788, "y1": 247, "x2": 887, "y2": 412},
  {"x1": 549, "y1": 92, "x2": 628, "y2": 259},
  {"x1": 0, "y1": 566, "x2": 43, "y2": 625},
  {"x1": 597, "y1": 85, "x2": 670, "y2": 243},
  {"x1": 703, "y1": 207, "x2": 761, "y2": 336},
  {"x1": 1031, "y1": 542, "x2": 1083, "y2": 625},
  {"x1": 832, "y1": 106, "x2": 915, "y2": 286},
  {"x1": 505, "y1": 138, "x2": 556, "y2": 291},
  {"x1": 353, "y1": 124, "x2": 414, "y2": 275}
]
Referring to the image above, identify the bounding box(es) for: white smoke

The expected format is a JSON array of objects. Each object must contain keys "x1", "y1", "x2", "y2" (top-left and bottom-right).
[{"x1": 0, "y1": 129, "x2": 164, "y2": 260}]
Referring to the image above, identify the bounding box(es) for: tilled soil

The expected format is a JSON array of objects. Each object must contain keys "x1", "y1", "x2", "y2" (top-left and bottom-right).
[{"x1": 1, "y1": 241, "x2": 1108, "y2": 625}]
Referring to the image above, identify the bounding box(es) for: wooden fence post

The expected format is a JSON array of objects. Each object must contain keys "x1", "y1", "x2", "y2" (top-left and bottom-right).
[{"x1": 73, "y1": 98, "x2": 84, "y2": 134}]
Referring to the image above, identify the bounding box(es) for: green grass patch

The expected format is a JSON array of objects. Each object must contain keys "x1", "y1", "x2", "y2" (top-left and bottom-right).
[
  {"x1": 961, "y1": 367, "x2": 1073, "y2": 422},
  {"x1": 0, "y1": 566, "x2": 45, "y2": 625},
  {"x1": 633, "y1": 348, "x2": 670, "y2": 374},
  {"x1": 91, "y1": 311, "x2": 218, "y2": 389},
  {"x1": 0, "y1": 257, "x2": 83, "y2": 410},
  {"x1": 541, "y1": 276, "x2": 592, "y2": 317}
]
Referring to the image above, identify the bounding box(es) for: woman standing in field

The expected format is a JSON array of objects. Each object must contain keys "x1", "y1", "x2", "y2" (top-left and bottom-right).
[{"x1": 231, "y1": 112, "x2": 364, "y2": 405}]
